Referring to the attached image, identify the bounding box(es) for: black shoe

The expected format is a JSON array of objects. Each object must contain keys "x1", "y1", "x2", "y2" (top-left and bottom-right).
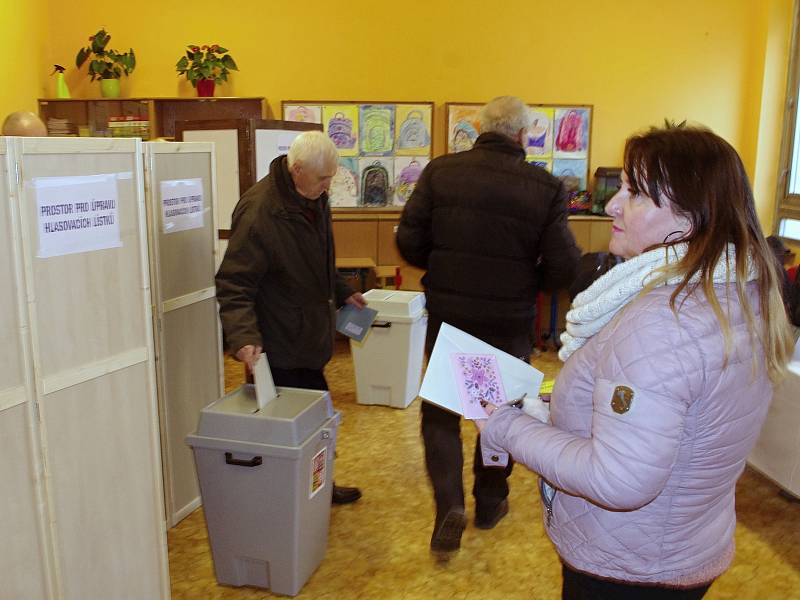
[
  {"x1": 331, "y1": 484, "x2": 362, "y2": 505},
  {"x1": 430, "y1": 507, "x2": 466, "y2": 553},
  {"x1": 474, "y1": 499, "x2": 509, "y2": 530}
]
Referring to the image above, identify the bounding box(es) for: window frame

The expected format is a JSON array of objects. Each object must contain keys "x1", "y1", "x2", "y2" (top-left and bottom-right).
[{"x1": 774, "y1": 0, "x2": 800, "y2": 239}]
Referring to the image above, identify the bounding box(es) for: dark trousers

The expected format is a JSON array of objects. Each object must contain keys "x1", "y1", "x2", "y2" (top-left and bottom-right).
[
  {"x1": 421, "y1": 401, "x2": 514, "y2": 521},
  {"x1": 421, "y1": 315, "x2": 531, "y2": 523},
  {"x1": 270, "y1": 367, "x2": 329, "y2": 391},
  {"x1": 562, "y1": 564, "x2": 711, "y2": 600}
]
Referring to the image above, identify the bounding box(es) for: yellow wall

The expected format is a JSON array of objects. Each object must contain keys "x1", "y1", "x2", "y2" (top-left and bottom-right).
[
  {"x1": 749, "y1": 0, "x2": 794, "y2": 231},
  {"x1": 34, "y1": 0, "x2": 794, "y2": 230},
  {"x1": 0, "y1": 0, "x2": 47, "y2": 118}
]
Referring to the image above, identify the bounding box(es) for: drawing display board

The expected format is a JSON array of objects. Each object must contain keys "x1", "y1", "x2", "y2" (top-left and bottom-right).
[
  {"x1": 445, "y1": 103, "x2": 593, "y2": 191},
  {"x1": 283, "y1": 101, "x2": 434, "y2": 208},
  {"x1": 143, "y1": 142, "x2": 224, "y2": 527},
  {"x1": 8, "y1": 137, "x2": 169, "y2": 599},
  {"x1": 0, "y1": 138, "x2": 54, "y2": 599}
]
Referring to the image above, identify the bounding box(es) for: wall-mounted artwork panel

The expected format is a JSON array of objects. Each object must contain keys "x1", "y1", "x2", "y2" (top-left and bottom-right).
[{"x1": 284, "y1": 100, "x2": 433, "y2": 208}]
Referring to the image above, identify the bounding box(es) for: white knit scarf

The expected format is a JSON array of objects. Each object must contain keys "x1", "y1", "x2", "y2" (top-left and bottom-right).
[{"x1": 558, "y1": 243, "x2": 757, "y2": 362}]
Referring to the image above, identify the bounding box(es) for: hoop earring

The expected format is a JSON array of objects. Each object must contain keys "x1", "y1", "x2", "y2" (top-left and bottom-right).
[{"x1": 662, "y1": 230, "x2": 684, "y2": 244}]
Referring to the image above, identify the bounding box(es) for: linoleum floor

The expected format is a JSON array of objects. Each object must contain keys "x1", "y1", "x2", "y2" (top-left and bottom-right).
[{"x1": 168, "y1": 341, "x2": 800, "y2": 599}]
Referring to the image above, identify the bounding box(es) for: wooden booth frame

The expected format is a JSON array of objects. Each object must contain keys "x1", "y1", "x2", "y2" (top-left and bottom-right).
[
  {"x1": 142, "y1": 141, "x2": 225, "y2": 528},
  {"x1": 0, "y1": 137, "x2": 57, "y2": 598}
]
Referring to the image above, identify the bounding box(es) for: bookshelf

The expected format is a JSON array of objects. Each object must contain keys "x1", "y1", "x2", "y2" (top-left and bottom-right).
[{"x1": 38, "y1": 97, "x2": 265, "y2": 139}]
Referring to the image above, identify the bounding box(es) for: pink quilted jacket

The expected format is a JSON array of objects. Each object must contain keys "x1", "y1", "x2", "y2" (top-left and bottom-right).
[{"x1": 481, "y1": 283, "x2": 772, "y2": 587}]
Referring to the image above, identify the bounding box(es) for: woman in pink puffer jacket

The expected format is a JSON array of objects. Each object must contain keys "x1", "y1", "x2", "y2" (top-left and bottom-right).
[{"x1": 479, "y1": 124, "x2": 794, "y2": 599}]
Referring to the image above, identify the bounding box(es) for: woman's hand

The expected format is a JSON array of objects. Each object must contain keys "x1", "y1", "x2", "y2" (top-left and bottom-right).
[{"x1": 474, "y1": 399, "x2": 498, "y2": 433}]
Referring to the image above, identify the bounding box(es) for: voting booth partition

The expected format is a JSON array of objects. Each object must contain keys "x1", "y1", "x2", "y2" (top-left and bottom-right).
[
  {"x1": 0, "y1": 139, "x2": 55, "y2": 598},
  {"x1": 176, "y1": 119, "x2": 321, "y2": 264},
  {"x1": 0, "y1": 137, "x2": 169, "y2": 599},
  {"x1": 142, "y1": 141, "x2": 224, "y2": 527}
]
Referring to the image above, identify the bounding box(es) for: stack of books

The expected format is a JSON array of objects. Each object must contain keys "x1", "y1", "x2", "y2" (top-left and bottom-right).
[
  {"x1": 107, "y1": 115, "x2": 150, "y2": 138},
  {"x1": 46, "y1": 117, "x2": 77, "y2": 136}
]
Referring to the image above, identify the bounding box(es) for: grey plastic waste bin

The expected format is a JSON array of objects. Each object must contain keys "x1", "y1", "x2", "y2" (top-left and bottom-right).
[{"x1": 186, "y1": 384, "x2": 340, "y2": 596}]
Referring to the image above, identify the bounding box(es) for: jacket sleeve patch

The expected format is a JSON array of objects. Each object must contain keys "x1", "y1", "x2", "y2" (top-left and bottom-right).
[{"x1": 611, "y1": 385, "x2": 635, "y2": 414}]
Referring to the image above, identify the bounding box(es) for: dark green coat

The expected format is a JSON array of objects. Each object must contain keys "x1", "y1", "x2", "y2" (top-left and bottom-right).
[{"x1": 215, "y1": 155, "x2": 353, "y2": 370}]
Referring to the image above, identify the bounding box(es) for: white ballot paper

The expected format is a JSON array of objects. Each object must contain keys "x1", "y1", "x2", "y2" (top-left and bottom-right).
[
  {"x1": 419, "y1": 323, "x2": 545, "y2": 420},
  {"x1": 253, "y1": 353, "x2": 278, "y2": 410}
]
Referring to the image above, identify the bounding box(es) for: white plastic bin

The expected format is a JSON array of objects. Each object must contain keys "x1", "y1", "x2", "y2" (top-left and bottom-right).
[
  {"x1": 186, "y1": 384, "x2": 340, "y2": 596},
  {"x1": 351, "y1": 289, "x2": 427, "y2": 408}
]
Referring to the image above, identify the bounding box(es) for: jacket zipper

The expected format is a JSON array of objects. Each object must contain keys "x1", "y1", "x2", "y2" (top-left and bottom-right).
[{"x1": 540, "y1": 478, "x2": 557, "y2": 527}]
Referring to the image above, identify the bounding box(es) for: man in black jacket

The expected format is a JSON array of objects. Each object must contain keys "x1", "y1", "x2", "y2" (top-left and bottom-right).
[
  {"x1": 397, "y1": 96, "x2": 580, "y2": 553},
  {"x1": 215, "y1": 131, "x2": 365, "y2": 505}
]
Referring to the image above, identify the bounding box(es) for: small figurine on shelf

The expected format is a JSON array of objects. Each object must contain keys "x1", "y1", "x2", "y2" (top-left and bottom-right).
[{"x1": 51, "y1": 64, "x2": 71, "y2": 98}]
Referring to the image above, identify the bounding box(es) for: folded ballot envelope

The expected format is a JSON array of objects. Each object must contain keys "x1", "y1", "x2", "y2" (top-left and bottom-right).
[{"x1": 419, "y1": 323, "x2": 545, "y2": 420}]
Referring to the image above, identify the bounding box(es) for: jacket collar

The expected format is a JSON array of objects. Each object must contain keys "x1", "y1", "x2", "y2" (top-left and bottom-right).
[
  {"x1": 473, "y1": 132, "x2": 526, "y2": 158},
  {"x1": 270, "y1": 155, "x2": 329, "y2": 214}
]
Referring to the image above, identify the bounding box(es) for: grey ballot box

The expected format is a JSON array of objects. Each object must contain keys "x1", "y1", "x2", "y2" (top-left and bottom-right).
[{"x1": 186, "y1": 384, "x2": 340, "y2": 596}]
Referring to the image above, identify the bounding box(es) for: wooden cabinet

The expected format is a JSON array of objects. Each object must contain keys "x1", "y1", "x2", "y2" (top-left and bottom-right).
[
  {"x1": 331, "y1": 210, "x2": 397, "y2": 263},
  {"x1": 154, "y1": 98, "x2": 264, "y2": 138},
  {"x1": 38, "y1": 97, "x2": 264, "y2": 140},
  {"x1": 378, "y1": 220, "x2": 403, "y2": 265},
  {"x1": 331, "y1": 209, "x2": 612, "y2": 291},
  {"x1": 332, "y1": 220, "x2": 379, "y2": 259},
  {"x1": 566, "y1": 215, "x2": 614, "y2": 254}
]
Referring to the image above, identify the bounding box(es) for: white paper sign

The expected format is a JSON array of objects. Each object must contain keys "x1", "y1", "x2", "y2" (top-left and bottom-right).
[
  {"x1": 255, "y1": 129, "x2": 306, "y2": 181},
  {"x1": 160, "y1": 178, "x2": 204, "y2": 234},
  {"x1": 34, "y1": 174, "x2": 122, "y2": 259}
]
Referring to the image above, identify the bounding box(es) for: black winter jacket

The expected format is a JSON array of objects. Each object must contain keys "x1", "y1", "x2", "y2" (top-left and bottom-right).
[
  {"x1": 397, "y1": 132, "x2": 579, "y2": 339},
  {"x1": 215, "y1": 155, "x2": 353, "y2": 370}
]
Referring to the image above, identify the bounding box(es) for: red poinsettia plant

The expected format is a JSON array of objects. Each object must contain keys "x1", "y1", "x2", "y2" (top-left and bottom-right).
[{"x1": 175, "y1": 44, "x2": 238, "y2": 87}]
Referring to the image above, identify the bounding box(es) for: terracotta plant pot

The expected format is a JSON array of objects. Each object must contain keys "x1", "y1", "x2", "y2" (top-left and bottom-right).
[
  {"x1": 196, "y1": 79, "x2": 215, "y2": 97},
  {"x1": 100, "y1": 78, "x2": 121, "y2": 98}
]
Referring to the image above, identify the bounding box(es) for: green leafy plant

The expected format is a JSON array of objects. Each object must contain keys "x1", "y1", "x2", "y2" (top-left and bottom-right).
[
  {"x1": 176, "y1": 44, "x2": 238, "y2": 87},
  {"x1": 75, "y1": 29, "x2": 136, "y2": 80}
]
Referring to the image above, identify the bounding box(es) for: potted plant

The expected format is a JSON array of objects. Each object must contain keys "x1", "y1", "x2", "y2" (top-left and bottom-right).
[
  {"x1": 176, "y1": 44, "x2": 238, "y2": 97},
  {"x1": 75, "y1": 28, "x2": 136, "y2": 98}
]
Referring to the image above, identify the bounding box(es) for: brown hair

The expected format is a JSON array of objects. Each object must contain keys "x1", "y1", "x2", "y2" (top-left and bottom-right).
[{"x1": 624, "y1": 123, "x2": 793, "y2": 381}]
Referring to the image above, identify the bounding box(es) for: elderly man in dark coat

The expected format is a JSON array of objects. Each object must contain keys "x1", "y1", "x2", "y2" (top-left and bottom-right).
[
  {"x1": 216, "y1": 131, "x2": 365, "y2": 505},
  {"x1": 397, "y1": 96, "x2": 580, "y2": 553}
]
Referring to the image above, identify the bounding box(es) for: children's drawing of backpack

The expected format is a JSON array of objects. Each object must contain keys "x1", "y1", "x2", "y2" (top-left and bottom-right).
[
  {"x1": 328, "y1": 112, "x2": 356, "y2": 149},
  {"x1": 397, "y1": 111, "x2": 430, "y2": 149},
  {"x1": 362, "y1": 110, "x2": 392, "y2": 154},
  {"x1": 289, "y1": 106, "x2": 315, "y2": 123},
  {"x1": 395, "y1": 159, "x2": 423, "y2": 205},
  {"x1": 361, "y1": 161, "x2": 390, "y2": 207}
]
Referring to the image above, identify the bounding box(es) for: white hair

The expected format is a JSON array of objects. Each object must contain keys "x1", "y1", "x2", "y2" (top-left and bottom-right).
[
  {"x1": 287, "y1": 130, "x2": 339, "y2": 172},
  {"x1": 478, "y1": 96, "x2": 532, "y2": 139}
]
